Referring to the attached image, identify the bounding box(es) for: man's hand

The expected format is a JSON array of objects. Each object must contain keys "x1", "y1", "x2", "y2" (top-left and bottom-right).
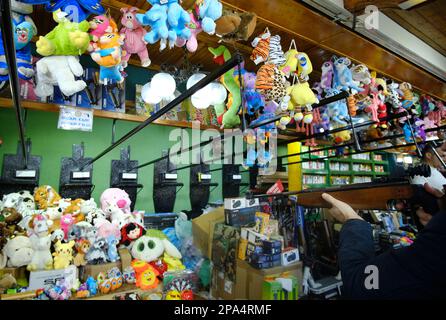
[{"x1": 321, "y1": 193, "x2": 363, "y2": 224}]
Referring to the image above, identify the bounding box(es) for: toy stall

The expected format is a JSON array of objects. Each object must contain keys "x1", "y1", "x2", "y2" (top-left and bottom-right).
[{"x1": 0, "y1": 0, "x2": 446, "y2": 301}]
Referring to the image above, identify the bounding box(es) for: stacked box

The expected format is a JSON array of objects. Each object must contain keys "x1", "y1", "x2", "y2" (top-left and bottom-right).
[
  {"x1": 245, "y1": 240, "x2": 283, "y2": 269},
  {"x1": 262, "y1": 276, "x2": 299, "y2": 300},
  {"x1": 143, "y1": 213, "x2": 178, "y2": 230},
  {"x1": 224, "y1": 197, "x2": 260, "y2": 227}
]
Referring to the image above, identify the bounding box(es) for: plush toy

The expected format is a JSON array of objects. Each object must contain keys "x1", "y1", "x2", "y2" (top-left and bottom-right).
[
  {"x1": 242, "y1": 70, "x2": 264, "y2": 116},
  {"x1": 131, "y1": 260, "x2": 160, "y2": 290},
  {"x1": 36, "y1": 10, "x2": 90, "y2": 56},
  {"x1": 268, "y1": 35, "x2": 286, "y2": 66},
  {"x1": 120, "y1": 7, "x2": 151, "y2": 67},
  {"x1": 67, "y1": 222, "x2": 95, "y2": 242},
  {"x1": 73, "y1": 239, "x2": 90, "y2": 266},
  {"x1": 100, "y1": 188, "x2": 132, "y2": 214},
  {"x1": 107, "y1": 235, "x2": 120, "y2": 262},
  {"x1": 255, "y1": 63, "x2": 287, "y2": 103},
  {"x1": 35, "y1": 55, "x2": 87, "y2": 97},
  {"x1": 60, "y1": 214, "x2": 75, "y2": 240},
  {"x1": 2, "y1": 236, "x2": 34, "y2": 268},
  {"x1": 197, "y1": 0, "x2": 222, "y2": 34},
  {"x1": 0, "y1": 13, "x2": 37, "y2": 84},
  {"x1": 80, "y1": 198, "x2": 106, "y2": 225},
  {"x1": 332, "y1": 128, "x2": 351, "y2": 156},
  {"x1": 120, "y1": 222, "x2": 145, "y2": 247},
  {"x1": 21, "y1": 0, "x2": 105, "y2": 23},
  {"x1": 27, "y1": 215, "x2": 53, "y2": 271},
  {"x1": 208, "y1": 45, "x2": 241, "y2": 128},
  {"x1": 215, "y1": 10, "x2": 257, "y2": 42},
  {"x1": 280, "y1": 48, "x2": 299, "y2": 78},
  {"x1": 1, "y1": 208, "x2": 25, "y2": 236},
  {"x1": 64, "y1": 199, "x2": 84, "y2": 222},
  {"x1": 250, "y1": 30, "x2": 271, "y2": 65},
  {"x1": 386, "y1": 80, "x2": 401, "y2": 109},
  {"x1": 288, "y1": 81, "x2": 319, "y2": 108},
  {"x1": 163, "y1": 252, "x2": 185, "y2": 271},
  {"x1": 351, "y1": 64, "x2": 371, "y2": 86},
  {"x1": 88, "y1": 15, "x2": 119, "y2": 51},
  {"x1": 325, "y1": 88, "x2": 350, "y2": 125},
  {"x1": 90, "y1": 31, "x2": 125, "y2": 84},
  {"x1": 85, "y1": 237, "x2": 108, "y2": 264},
  {"x1": 53, "y1": 240, "x2": 75, "y2": 269},
  {"x1": 175, "y1": 12, "x2": 201, "y2": 53},
  {"x1": 123, "y1": 266, "x2": 136, "y2": 284},
  {"x1": 34, "y1": 185, "x2": 61, "y2": 210},
  {"x1": 0, "y1": 274, "x2": 17, "y2": 291},
  {"x1": 332, "y1": 56, "x2": 362, "y2": 93},
  {"x1": 320, "y1": 60, "x2": 334, "y2": 90},
  {"x1": 131, "y1": 229, "x2": 182, "y2": 262},
  {"x1": 95, "y1": 218, "x2": 121, "y2": 240},
  {"x1": 136, "y1": 0, "x2": 191, "y2": 51}
]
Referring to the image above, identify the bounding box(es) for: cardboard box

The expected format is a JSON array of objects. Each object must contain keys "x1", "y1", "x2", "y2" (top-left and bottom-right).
[
  {"x1": 79, "y1": 248, "x2": 131, "y2": 282},
  {"x1": 0, "y1": 267, "x2": 28, "y2": 287},
  {"x1": 192, "y1": 207, "x2": 225, "y2": 259},
  {"x1": 236, "y1": 259, "x2": 303, "y2": 300},
  {"x1": 224, "y1": 197, "x2": 246, "y2": 210},
  {"x1": 211, "y1": 267, "x2": 247, "y2": 300},
  {"x1": 241, "y1": 228, "x2": 269, "y2": 244},
  {"x1": 281, "y1": 248, "x2": 300, "y2": 266},
  {"x1": 28, "y1": 265, "x2": 78, "y2": 290},
  {"x1": 144, "y1": 212, "x2": 178, "y2": 230}
]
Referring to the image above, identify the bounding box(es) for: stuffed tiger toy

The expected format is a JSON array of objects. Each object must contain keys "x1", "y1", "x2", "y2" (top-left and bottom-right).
[
  {"x1": 268, "y1": 35, "x2": 286, "y2": 66},
  {"x1": 251, "y1": 31, "x2": 271, "y2": 65},
  {"x1": 256, "y1": 64, "x2": 287, "y2": 102},
  {"x1": 34, "y1": 185, "x2": 61, "y2": 210}
]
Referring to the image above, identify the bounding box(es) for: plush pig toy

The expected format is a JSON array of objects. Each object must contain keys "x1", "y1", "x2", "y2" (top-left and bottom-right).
[{"x1": 120, "y1": 7, "x2": 151, "y2": 67}]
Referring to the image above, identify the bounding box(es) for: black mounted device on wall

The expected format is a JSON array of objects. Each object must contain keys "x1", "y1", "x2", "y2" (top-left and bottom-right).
[
  {"x1": 189, "y1": 153, "x2": 218, "y2": 218},
  {"x1": 110, "y1": 146, "x2": 142, "y2": 211},
  {"x1": 0, "y1": 139, "x2": 41, "y2": 197},
  {"x1": 59, "y1": 143, "x2": 94, "y2": 200},
  {"x1": 153, "y1": 149, "x2": 184, "y2": 213},
  {"x1": 222, "y1": 164, "x2": 244, "y2": 198}
]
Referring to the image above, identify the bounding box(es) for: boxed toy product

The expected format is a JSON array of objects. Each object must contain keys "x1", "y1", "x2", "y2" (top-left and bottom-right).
[
  {"x1": 102, "y1": 82, "x2": 125, "y2": 113},
  {"x1": 76, "y1": 68, "x2": 102, "y2": 109}
]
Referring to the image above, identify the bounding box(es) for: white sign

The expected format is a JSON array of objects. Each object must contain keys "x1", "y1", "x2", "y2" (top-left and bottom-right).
[
  {"x1": 72, "y1": 171, "x2": 90, "y2": 179},
  {"x1": 16, "y1": 170, "x2": 36, "y2": 178},
  {"x1": 58, "y1": 106, "x2": 93, "y2": 132}
]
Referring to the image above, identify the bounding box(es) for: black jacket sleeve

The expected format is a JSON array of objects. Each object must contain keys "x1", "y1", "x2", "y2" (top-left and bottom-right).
[{"x1": 338, "y1": 213, "x2": 446, "y2": 299}]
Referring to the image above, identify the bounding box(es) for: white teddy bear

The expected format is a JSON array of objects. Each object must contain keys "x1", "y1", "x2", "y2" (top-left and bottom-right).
[
  {"x1": 35, "y1": 55, "x2": 87, "y2": 98},
  {"x1": 131, "y1": 232, "x2": 182, "y2": 262},
  {"x1": 1, "y1": 236, "x2": 34, "y2": 268},
  {"x1": 27, "y1": 215, "x2": 53, "y2": 271}
]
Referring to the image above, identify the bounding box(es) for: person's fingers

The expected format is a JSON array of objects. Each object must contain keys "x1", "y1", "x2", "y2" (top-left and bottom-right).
[
  {"x1": 424, "y1": 183, "x2": 444, "y2": 198},
  {"x1": 321, "y1": 193, "x2": 337, "y2": 208}
]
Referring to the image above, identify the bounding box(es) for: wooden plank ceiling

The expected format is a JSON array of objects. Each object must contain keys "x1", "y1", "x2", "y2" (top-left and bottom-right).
[{"x1": 29, "y1": 0, "x2": 446, "y2": 100}]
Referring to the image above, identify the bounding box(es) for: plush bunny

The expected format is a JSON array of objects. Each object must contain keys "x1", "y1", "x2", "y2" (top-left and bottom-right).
[
  {"x1": 120, "y1": 7, "x2": 150, "y2": 67},
  {"x1": 130, "y1": 229, "x2": 181, "y2": 262}
]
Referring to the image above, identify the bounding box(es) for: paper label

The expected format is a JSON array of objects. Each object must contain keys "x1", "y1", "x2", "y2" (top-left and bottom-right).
[
  {"x1": 16, "y1": 170, "x2": 36, "y2": 178},
  {"x1": 58, "y1": 106, "x2": 93, "y2": 132}
]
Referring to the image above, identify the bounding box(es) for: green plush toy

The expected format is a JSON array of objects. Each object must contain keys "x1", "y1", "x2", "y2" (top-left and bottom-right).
[
  {"x1": 208, "y1": 45, "x2": 241, "y2": 129},
  {"x1": 36, "y1": 10, "x2": 90, "y2": 57}
]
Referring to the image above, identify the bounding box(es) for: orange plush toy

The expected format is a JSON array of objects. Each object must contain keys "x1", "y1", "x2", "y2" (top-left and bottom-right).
[{"x1": 131, "y1": 260, "x2": 160, "y2": 290}]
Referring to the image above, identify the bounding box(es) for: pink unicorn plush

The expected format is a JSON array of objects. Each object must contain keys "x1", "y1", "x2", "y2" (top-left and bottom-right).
[{"x1": 120, "y1": 7, "x2": 151, "y2": 67}]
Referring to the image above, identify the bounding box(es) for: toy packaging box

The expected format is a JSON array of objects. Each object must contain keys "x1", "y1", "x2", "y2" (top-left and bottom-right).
[
  {"x1": 76, "y1": 68, "x2": 102, "y2": 110},
  {"x1": 50, "y1": 86, "x2": 77, "y2": 107},
  {"x1": 28, "y1": 265, "x2": 78, "y2": 290},
  {"x1": 192, "y1": 206, "x2": 225, "y2": 259},
  {"x1": 211, "y1": 223, "x2": 240, "y2": 283},
  {"x1": 102, "y1": 81, "x2": 126, "y2": 113},
  {"x1": 143, "y1": 212, "x2": 178, "y2": 230},
  {"x1": 224, "y1": 197, "x2": 260, "y2": 227}
]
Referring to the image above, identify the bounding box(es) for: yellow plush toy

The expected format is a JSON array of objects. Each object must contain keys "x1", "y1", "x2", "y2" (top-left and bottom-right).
[
  {"x1": 289, "y1": 82, "x2": 318, "y2": 107},
  {"x1": 53, "y1": 240, "x2": 75, "y2": 270},
  {"x1": 163, "y1": 253, "x2": 185, "y2": 272},
  {"x1": 279, "y1": 49, "x2": 299, "y2": 77},
  {"x1": 296, "y1": 52, "x2": 313, "y2": 79}
]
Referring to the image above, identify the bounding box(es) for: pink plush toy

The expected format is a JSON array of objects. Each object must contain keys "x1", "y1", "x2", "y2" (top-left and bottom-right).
[
  {"x1": 88, "y1": 15, "x2": 119, "y2": 52},
  {"x1": 100, "y1": 188, "x2": 132, "y2": 215},
  {"x1": 176, "y1": 12, "x2": 201, "y2": 53},
  {"x1": 120, "y1": 7, "x2": 151, "y2": 67},
  {"x1": 60, "y1": 214, "x2": 75, "y2": 241},
  {"x1": 95, "y1": 219, "x2": 121, "y2": 241}
]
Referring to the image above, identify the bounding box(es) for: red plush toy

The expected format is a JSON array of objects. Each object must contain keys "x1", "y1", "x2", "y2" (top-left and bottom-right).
[{"x1": 120, "y1": 222, "x2": 144, "y2": 247}]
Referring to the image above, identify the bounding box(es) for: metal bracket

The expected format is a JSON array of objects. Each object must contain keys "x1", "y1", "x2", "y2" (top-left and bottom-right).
[
  {"x1": 0, "y1": 139, "x2": 41, "y2": 197},
  {"x1": 59, "y1": 143, "x2": 94, "y2": 199},
  {"x1": 153, "y1": 150, "x2": 183, "y2": 213},
  {"x1": 110, "y1": 146, "x2": 142, "y2": 211}
]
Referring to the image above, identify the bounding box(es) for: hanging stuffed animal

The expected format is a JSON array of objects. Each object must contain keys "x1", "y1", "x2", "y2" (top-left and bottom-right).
[
  {"x1": 280, "y1": 49, "x2": 299, "y2": 78},
  {"x1": 136, "y1": 0, "x2": 191, "y2": 51},
  {"x1": 175, "y1": 12, "x2": 201, "y2": 53},
  {"x1": 242, "y1": 69, "x2": 264, "y2": 117},
  {"x1": 197, "y1": 0, "x2": 222, "y2": 34},
  {"x1": 88, "y1": 15, "x2": 119, "y2": 52},
  {"x1": 320, "y1": 60, "x2": 334, "y2": 90},
  {"x1": 20, "y1": 0, "x2": 105, "y2": 23},
  {"x1": 215, "y1": 10, "x2": 257, "y2": 42},
  {"x1": 255, "y1": 63, "x2": 287, "y2": 103},
  {"x1": 350, "y1": 64, "x2": 371, "y2": 87},
  {"x1": 332, "y1": 56, "x2": 362, "y2": 93},
  {"x1": 0, "y1": 10, "x2": 37, "y2": 85},
  {"x1": 268, "y1": 35, "x2": 286, "y2": 66},
  {"x1": 208, "y1": 45, "x2": 241, "y2": 128},
  {"x1": 296, "y1": 52, "x2": 312, "y2": 81},
  {"x1": 250, "y1": 29, "x2": 271, "y2": 65},
  {"x1": 90, "y1": 31, "x2": 125, "y2": 84},
  {"x1": 36, "y1": 10, "x2": 90, "y2": 56},
  {"x1": 120, "y1": 7, "x2": 151, "y2": 67}
]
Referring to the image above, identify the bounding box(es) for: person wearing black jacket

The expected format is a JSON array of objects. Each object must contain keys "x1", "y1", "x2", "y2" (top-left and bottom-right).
[{"x1": 321, "y1": 184, "x2": 446, "y2": 299}]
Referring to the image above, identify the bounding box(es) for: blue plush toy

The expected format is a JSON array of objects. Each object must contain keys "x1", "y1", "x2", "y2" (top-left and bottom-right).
[
  {"x1": 20, "y1": 0, "x2": 105, "y2": 22},
  {"x1": 332, "y1": 56, "x2": 362, "y2": 93},
  {"x1": 85, "y1": 276, "x2": 98, "y2": 296},
  {"x1": 137, "y1": 0, "x2": 190, "y2": 50},
  {"x1": 198, "y1": 0, "x2": 223, "y2": 35},
  {"x1": 106, "y1": 235, "x2": 120, "y2": 263},
  {"x1": 0, "y1": 14, "x2": 36, "y2": 84}
]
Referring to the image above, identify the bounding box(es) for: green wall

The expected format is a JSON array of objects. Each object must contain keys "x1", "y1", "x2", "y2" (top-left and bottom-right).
[{"x1": 0, "y1": 107, "x2": 244, "y2": 212}]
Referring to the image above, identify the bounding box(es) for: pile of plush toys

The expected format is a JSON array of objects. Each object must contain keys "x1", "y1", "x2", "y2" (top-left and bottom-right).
[{"x1": 0, "y1": 184, "x2": 195, "y2": 299}]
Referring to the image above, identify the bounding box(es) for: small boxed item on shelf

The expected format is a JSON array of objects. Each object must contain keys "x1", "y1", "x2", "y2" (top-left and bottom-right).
[
  {"x1": 241, "y1": 227, "x2": 269, "y2": 244},
  {"x1": 28, "y1": 265, "x2": 78, "y2": 290},
  {"x1": 224, "y1": 197, "x2": 259, "y2": 227},
  {"x1": 263, "y1": 276, "x2": 299, "y2": 300},
  {"x1": 353, "y1": 176, "x2": 372, "y2": 183},
  {"x1": 302, "y1": 161, "x2": 325, "y2": 170},
  {"x1": 331, "y1": 176, "x2": 350, "y2": 185},
  {"x1": 352, "y1": 153, "x2": 370, "y2": 160},
  {"x1": 102, "y1": 81, "x2": 125, "y2": 113},
  {"x1": 76, "y1": 68, "x2": 102, "y2": 110},
  {"x1": 374, "y1": 154, "x2": 383, "y2": 161},
  {"x1": 281, "y1": 247, "x2": 300, "y2": 266},
  {"x1": 303, "y1": 175, "x2": 326, "y2": 185},
  {"x1": 144, "y1": 213, "x2": 178, "y2": 230}
]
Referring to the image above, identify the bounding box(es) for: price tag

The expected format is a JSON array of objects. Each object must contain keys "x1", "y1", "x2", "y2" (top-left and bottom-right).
[
  {"x1": 200, "y1": 174, "x2": 212, "y2": 180},
  {"x1": 165, "y1": 173, "x2": 178, "y2": 180},
  {"x1": 72, "y1": 172, "x2": 90, "y2": 179},
  {"x1": 16, "y1": 170, "x2": 36, "y2": 178},
  {"x1": 232, "y1": 174, "x2": 242, "y2": 180},
  {"x1": 122, "y1": 173, "x2": 138, "y2": 180},
  {"x1": 58, "y1": 106, "x2": 93, "y2": 132}
]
